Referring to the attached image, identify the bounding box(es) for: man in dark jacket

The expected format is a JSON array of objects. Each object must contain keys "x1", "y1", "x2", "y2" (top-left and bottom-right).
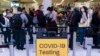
[
  {"x1": 12, "y1": 7, "x2": 28, "y2": 50},
  {"x1": 35, "y1": 5, "x2": 46, "y2": 33},
  {"x1": 69, "y1": 7, "x2": 82, "y2": 50},
  {"x1": 36, "y1": 5, "x2": 46, "y2": 28},
  {"x1": 91, "y1": 9, "x2": 100, "y2": 48}
]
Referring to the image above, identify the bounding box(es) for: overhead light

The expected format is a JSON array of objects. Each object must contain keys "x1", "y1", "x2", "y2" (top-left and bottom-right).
[
  {"x1": 3, "y1": 0, "x2": 10, "y2": 2},
  {"x1": 56, "y1": 0, "x2": 64, "y2": 6},
  {"x1": 33, "y1": 0, "x2": 38, "y2": 4},
  {"x1": 90, "y1": 0, "x2": 93, "y2": 2}
]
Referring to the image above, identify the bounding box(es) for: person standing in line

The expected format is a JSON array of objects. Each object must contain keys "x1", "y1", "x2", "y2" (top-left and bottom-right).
[
  {"x1": 0, "y1": 10, "x2": 11, "y2": 44},
  {"x1": 12, "y1": 7, "x2": 28, "y2": 50},
  {"x1": 29, "y1": 7, "x2": 35, "y2": 17},
  {"x1": 78, "y1": 6, "x2": 88, "y2": 45},
  {"x1": 91, "y1": 6, "x2": 100, "y2": 48},
  {"x1": 34, "y1": 5, "x2": 46, "y2": 33},
  {"x1": 22, "y1": 7, "x2": 34, "y2": 44},
  {"x1": 69, "y1": 7, "x2": 82, "y2": 50},
  {"x1": 46, "y1": 7, "x2": 58, "y2": 33}
]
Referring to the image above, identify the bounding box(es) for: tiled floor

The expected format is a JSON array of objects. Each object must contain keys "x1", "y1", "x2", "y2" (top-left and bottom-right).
[{"x1": 0, "y1": 45, "x2": 100, "y2": 56}]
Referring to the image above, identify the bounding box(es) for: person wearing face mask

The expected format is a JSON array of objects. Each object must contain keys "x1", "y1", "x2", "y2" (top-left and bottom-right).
[
  {"x1": 1, "y1": 11, "x2": 11, "y2": 44},
  {"x1": 46, "y1": 7, "x2": 58, "y2": 34},
  {"x1": 6, "y1": 9, "x2": 13, "y2": 19},
  {"x1": 80, "y1": 7, "x2": 88, "y2": 24},
  {"x1": 78, "y1": 6, "x2": 90, "y2": 48}
]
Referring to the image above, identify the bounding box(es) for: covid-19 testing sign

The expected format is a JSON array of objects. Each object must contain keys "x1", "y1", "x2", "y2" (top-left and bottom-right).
[{"x1": 36, "y1": 37, "x2": 68, "y2": 56}]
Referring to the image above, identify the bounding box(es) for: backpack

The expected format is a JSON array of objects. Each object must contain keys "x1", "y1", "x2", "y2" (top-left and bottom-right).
[
  {"x1": 12, "y1": 13, "x2": 22, "y2": 29},
  {"x1": 25, "y1": 14, "x2": 33, "y2": 27}
]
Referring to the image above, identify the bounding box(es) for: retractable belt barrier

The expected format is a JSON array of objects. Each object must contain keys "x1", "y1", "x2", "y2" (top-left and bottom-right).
[
  {"x1": 0, "y1": 26, "x2": 69, "y2": 56},
  {"x1": 0, "y1": 26, "x2": 97, "y2": 56}
]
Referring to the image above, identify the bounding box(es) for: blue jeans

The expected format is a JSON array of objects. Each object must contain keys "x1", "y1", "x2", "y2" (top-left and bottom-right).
[
  {"x1": 77, "y1": 27, "x2": 86, "y2": 45},
  {"x1": 37, "y1": 28, "x2": 46, "y2": 37}
]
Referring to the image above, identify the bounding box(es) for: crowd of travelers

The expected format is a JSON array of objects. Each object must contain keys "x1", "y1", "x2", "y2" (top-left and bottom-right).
[{"x1": 0, "y1": 4, "x2": 100, "y2": 50}]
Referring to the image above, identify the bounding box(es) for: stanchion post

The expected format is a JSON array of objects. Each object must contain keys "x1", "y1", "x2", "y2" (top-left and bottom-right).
[
  {"x1": 33, "y1": 26, "x2": 36, "y2": 52},
  {"x1": 99, "y1": 51, "x2": 100, "y2": 53},
  {"x1": 0, "y1": 34, "x2": 3, "y2": 52},
  {"x1": 86, "y1": 37, "x2": 93, "y2": 56},
  {"x1": 57, "y1": 25, "x2": 60, "y2": 37},
  {"x1": 67, "y1": 26, "x2": 70, "y2": 41},
  {"x1": 26, "y1": 31, "x2": 30, "y2": 56},
  {"x1": 9, "y1": 34, "x2": 14, "y2": 56},
  {"x1": 67, "y1": 26, "x2": 70, "y2": 51},
  {"x1": 73, "y1": 32, "x2": 76, "y2": 56}
]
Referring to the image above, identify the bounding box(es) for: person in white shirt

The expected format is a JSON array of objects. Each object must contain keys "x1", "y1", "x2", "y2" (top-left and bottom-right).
[
  {"x1": 78, "y1": 6, "x2": 93, "y2": 47},
  {"x1": 50, "y1": 10, "x2": 57, "y2": 22},
  {"x1": 79, "y1": 7, "x2": 93, "y2": 27},
  {"x1": 46, "y1": 7, "x2": 58, "y2": 33},
  {"x1": 78, "y1": 6, "x2": 88, "y2": 46}
]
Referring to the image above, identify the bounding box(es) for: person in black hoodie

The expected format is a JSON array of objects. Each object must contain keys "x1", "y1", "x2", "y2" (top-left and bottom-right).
[
  {"x1": 69, "y1": 7, "x2": 82, "y2": 50},
  {"x1": 91, "y1": 6, "x2": 100, "y2": 48}
]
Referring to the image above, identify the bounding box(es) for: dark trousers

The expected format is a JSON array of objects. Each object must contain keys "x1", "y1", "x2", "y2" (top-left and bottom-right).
[
  {"x1": 13, "y1": 29, "x2": 26, "y2": 49},
  {"x1": 2, "y1": 29, "x2": 11, "y2": 44},
  {"x1": 69, "y1": 31, "x2": 73, "y2": 50},
  {"x1": 46, "y1": 21, "x2": 58, "y2": 33},
  {"x1": 69, "y1": 27, "x2": 77, "y2": 50},
  {"x1": 92, "y1": 28, "x2": 99, "y2": 46},
  {"x1": 27, "y1": 27, "x2": 33, "y2": 43}
]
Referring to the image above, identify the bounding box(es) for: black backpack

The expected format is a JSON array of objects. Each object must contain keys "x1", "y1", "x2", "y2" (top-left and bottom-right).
[
  {"x1": 12, "y1": 13, "x2": 22, "y2": 29},
  {"x1": 25, "y1": 14, "x2": 33, "y2": 27}
]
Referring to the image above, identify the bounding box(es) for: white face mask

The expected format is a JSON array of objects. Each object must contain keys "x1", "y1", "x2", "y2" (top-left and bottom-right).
[
  {"x1": 3, "y1": 12, "x2": 6, "y2": 16},
  {"x1": 71, "y1": 8, "x2": 74, "y2": 11}
]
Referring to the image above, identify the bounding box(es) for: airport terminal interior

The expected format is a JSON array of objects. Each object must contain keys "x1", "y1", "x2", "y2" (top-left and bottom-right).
[{"x1": 0, "y1": 0, "x2": 100, "y2": 56}]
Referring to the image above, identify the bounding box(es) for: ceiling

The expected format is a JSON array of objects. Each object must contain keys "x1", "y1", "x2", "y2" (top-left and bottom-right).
[{"x1": 7, "y1": 0, "x2": 100, "y2": 2}]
